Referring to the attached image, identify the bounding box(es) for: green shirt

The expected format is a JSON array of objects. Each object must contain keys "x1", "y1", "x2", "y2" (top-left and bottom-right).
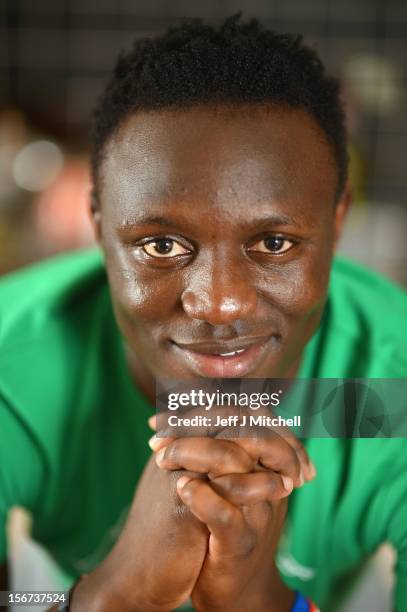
[{"x1": 0, "y1": 249, "x2": 406, "y2": 610}]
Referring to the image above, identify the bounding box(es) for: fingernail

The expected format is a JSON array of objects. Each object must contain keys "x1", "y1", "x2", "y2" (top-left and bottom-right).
[
  {"x1": 307, "y1": 461, "x2": 317, "y2": 480},
  {"x1": 281, "y1": 476, "x2": 294, "y2": 492},
  {"x1": 156, "y1": 447, "x2": 166, "y2": 463},
  {"x1": 148, "y1": 415, "x2": 157, "y2": 430},
  {"x1": 297, "y1": 469, "x2": 305, "y2": 487},
  {"x1": 303, "y1": 461, "x2": 317, "y2": 481},
  {"x1": 177, "y1": 476, "x2": 192, "y2": 491},
  {"x1": 148, "y1": 435, "x2": 161, "y2": 451}
]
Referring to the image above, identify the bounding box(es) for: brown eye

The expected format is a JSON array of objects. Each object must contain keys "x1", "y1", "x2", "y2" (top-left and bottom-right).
[
  {"x1": 248, "y1": 236, "x2": 295, "y2": 254},
  {"x1": 142, "y1": 238, "x2": 190, "y2": 258}
]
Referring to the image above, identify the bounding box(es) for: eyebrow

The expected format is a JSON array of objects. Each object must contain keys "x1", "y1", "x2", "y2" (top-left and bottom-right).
[
  {"x1": 118, "y1": 216, "x2": 178, "y2": 230},
  {"x1": 117, "y1": 212, "x2": 300, "y2": 232}
]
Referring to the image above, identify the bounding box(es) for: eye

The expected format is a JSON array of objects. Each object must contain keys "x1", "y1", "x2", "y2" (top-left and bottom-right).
[
  {"x1": 248, "y1": 236, "x2": 295, "y2": 255},
  {"x1": 142, "y1": 237, "x2": 190, "y2": 258}
]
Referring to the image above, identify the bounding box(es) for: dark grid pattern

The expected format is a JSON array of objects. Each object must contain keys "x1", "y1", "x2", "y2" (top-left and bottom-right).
[{"x1": 1, "y1": 0, "x2": 406, "y2": 202}]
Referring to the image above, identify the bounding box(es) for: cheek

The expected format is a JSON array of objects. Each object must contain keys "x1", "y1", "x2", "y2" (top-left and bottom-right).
[
  {"x1": 104, "y1": 245, "x2": 182, "y2": 324},
  {"x1": 259, "y1": 254, "x2": 332, "y2": 318}
]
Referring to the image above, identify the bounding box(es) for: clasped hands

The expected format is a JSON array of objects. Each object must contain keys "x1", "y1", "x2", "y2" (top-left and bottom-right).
[
  {"x1": 147, "y1": 406, "x2": 316, "y2": 612},
  {"x1": 73, "y1": 406, "x2": 316, "y2": 612}
]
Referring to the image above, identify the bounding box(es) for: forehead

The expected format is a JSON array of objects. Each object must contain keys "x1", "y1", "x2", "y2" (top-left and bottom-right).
[{"x1": 100, "y1": 104, "x2": 338, "y2": 217}]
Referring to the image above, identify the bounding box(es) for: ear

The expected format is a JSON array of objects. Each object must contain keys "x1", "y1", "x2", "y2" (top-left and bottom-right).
[
  {"x1": 333, "y1": 184, "x2": 352, "y2": 251},
  {"x1": 88, "y1": 189, "x2": 102, "y2": 243}
]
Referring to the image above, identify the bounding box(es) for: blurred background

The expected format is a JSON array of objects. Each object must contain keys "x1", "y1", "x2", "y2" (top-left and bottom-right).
[
  {"x1": 0, "y1": 0, "x2": 406, "y2": 284},
  {"x1": 0, "y1": 1, "x2": 406, "y2": 611}
]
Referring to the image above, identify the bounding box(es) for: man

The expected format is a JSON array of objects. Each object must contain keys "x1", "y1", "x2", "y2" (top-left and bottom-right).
[{"x1": 1, "y1": 13, "x2": 406, "y2": 611}]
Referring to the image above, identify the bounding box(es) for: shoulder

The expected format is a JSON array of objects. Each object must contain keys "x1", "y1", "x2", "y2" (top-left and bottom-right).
[
  {"x1": 0, "y1": 249, "x2": 110, "y2": 466},
  {"x1": 0, "y1": 248, "x2": 106, "y2": 347},
  {"x1": 330, "y1": 257, "x2": 407, "y2": 335},
  {"x1": 320, "y1": 257, "x2": 407, "y2": 376}
]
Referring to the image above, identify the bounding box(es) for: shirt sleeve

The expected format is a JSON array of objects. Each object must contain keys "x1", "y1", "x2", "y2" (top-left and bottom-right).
[
  {"x1": 383, "y1": 447, "x2": 407, "y2": 612},
  {"x1": 0, "y1": 394, "x2": 46, "y2": 563}
]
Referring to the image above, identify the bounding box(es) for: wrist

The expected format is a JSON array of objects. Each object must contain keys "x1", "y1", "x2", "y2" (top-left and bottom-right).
[
  {"x1": 69, "y1": 569, "x2": 129, "y2": 612},
  {"x1": 242, "y1": 585, "x2": 296, "y2": 612},
  {"x1": 193, "y1": 562, "x2": 296, "y2": 612},
  {"x1": 70, "y1": 567, "x2": 173, "y2": 612},
  {"x1": 247, "y1": 563, "x2": 296, "y2": 612},
  {"x1": 235, "y1": 564, "x2": 296, "y2": 612}
]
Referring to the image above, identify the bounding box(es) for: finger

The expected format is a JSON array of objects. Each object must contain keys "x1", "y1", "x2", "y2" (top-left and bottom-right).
[
  {"x1": 152, "y1": 433, "x2": 304, "y2": 488},
  {"x1": 273, "y1": 428, "x2": 315, "y2": 481},
  {"x1": 217, "y1": 435, "x2": 304, "y2": 488},
  {"x1": 148, "y1": 433, "x2": 175, "y2": 452},
  {"x1": 148, "y1": 415, "x2": 157, "y2": 431},
  {"x1": 266, "y1": 433, "x2": 316, "y2": 483},
  {"x1": 152, "y1": 405, "x2": 316, "y2": 481},
  {"x1": 215, "y1": 422, "x2": 315, "y2": 483},
  {"x1": 153, "y1": 404, "x2": 244, "y2": 439},
  {"x1": 151, "y1": 433, "x2": 308, "y2": 488},
  {"x1": 176, "y1": 476, "x2": 252, "y2": 557},
  {"x1": 149, "y1": 429, "x2": 308, "y2": 487},
  {"x1": 151, "y1": 423, "x2": 313, "y2": 486},
  {"x1": 210, "y1": 471, "x2": 293, "y2": 506},
  {"x1": 156, "y1": 437, "x2": 255, "y2": 478}
]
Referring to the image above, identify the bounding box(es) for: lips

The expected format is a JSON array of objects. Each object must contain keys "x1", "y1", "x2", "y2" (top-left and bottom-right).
[{"x1": 171, "y1": 336, "x2": 273, "y2": 377}]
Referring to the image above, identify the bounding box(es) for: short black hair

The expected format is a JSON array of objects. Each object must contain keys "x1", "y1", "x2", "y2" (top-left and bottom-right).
[{"x1": 91, "y1": 13, "x2": 347, "y2": 202}]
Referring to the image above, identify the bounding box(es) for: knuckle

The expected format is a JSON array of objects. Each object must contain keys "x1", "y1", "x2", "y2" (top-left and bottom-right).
[
  {"x1": 280, "y1": 446, "x2": 300, "y2": 474},
  {"x1": 215, "y1": 505, "x2": 236, "y2": 529},
  {"x1": 261, "y1": 437, "x2": 284, "y2": 461},
  {"x1": 235, "y1": 446, "x2": 253, "y2": 471},
  {"x1": 265, "y1": 474, "x2": 278, "y2": 496},
  {"x1": 179, "y1": 477, "x2": 201, "y2": 505},
  {"x1": 296, "y1": 448, "x2": 310, "y2": 469},
  {"x1": 228, "y1": 477, "x2": 246, "y2": 499},
  {"x1": 238, "y1": 530, "x2": 257, "y2": 557},
  {"x1": 213, "y1": 444, "x2": 236, "y2": 472},
  {"x1": 246, "y1": 436, "x2": 263, "y2": 452},
  {"x1": 268, "y1": 428, "x2": 284, "y2": 441},
  {"x1": 164, "y1": 439, "x2": 181, "y2": 464},
  {"x1": 291, "y1": 437, "x2": 305, "y2": 452},
  {"x1": 217, "y1": 475, "x2": 245, "y2": 499},
  {"x1": 172, "y1": 500, "x2": 191, "y2": 521},
  {"x1": 156, "y1": 445, "x2": 169, "y2": 465},
  {"x1": 214, "y1": 474, "x2": 234, "y2": 493}
]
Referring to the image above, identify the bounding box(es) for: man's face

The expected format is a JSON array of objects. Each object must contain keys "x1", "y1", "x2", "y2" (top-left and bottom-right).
[{"x1": 95, "y1": 104, "x2": 348, "y2": 381}]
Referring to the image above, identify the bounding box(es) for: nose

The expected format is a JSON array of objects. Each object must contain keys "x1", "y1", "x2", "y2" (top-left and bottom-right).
[{"x1": 181, "y1": 258, "x2": 257, "y2": 325}]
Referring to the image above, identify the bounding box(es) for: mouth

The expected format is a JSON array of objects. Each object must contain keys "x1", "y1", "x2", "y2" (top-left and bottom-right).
[{"x1": 171, "y1": 336, "x2": 275, "y2": 377}]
